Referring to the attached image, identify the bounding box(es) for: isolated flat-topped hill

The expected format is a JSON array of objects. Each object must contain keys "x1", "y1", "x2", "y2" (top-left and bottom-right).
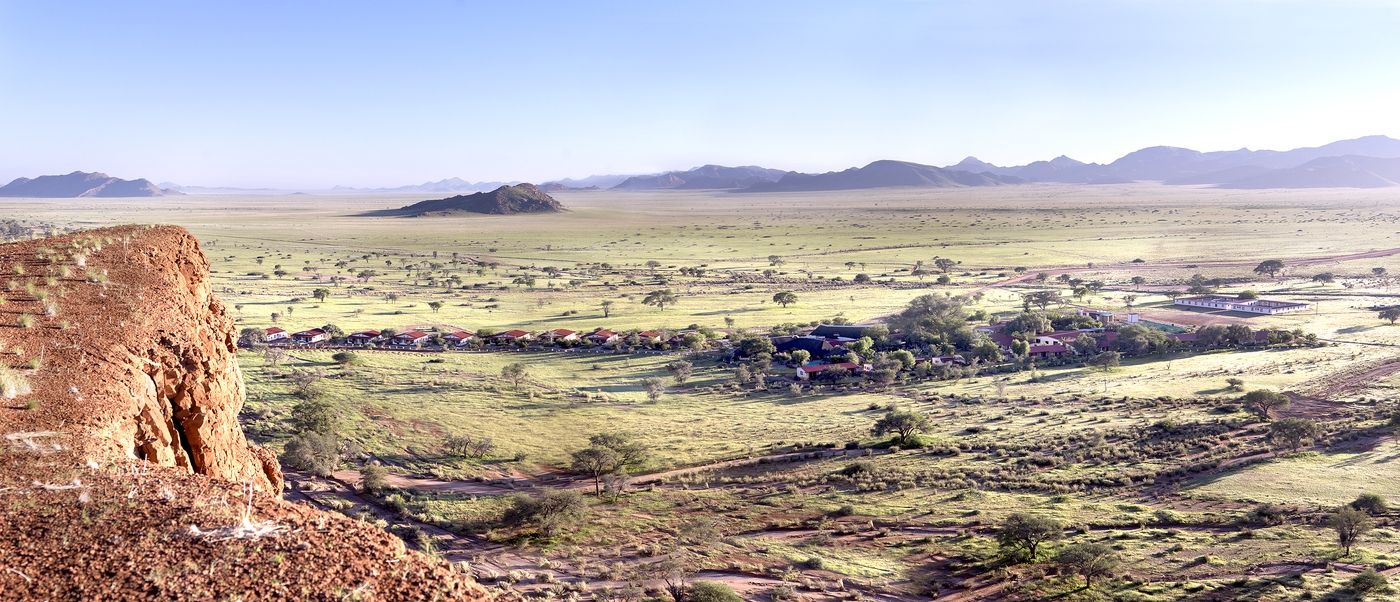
[
  {"x1": 372, "y1": 183, "x2": 565, "y2": 216},
  {"x1": 0, "y1": 171, "x2": 182, "y2": 197}
]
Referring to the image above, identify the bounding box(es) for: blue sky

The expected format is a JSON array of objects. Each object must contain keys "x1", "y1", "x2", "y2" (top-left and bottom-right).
[{"x1": 1, "y1": 1, "x2": 1398, "y2": 188}]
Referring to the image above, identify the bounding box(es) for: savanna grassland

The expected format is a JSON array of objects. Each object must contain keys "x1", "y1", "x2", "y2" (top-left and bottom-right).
[{"x1": 13, "y1": 182, "x2": 1400, "y2": 601}]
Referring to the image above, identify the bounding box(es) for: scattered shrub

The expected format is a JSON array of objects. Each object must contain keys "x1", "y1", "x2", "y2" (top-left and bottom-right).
[{"x1": 280, "y1": 432, "x2": 341, "y2": 477}]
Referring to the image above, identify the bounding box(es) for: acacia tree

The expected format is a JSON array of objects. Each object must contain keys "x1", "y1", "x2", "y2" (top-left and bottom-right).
[
  {"x1": 1243, "y1": 389, "x2": 1290, "y2": 418},
  {"x1": 640, "y1": 376, "x2": 667, "y2": 402},
  {"x1": 933, "y1": 258, "x2": 957, "y2": 273},
  {"x1": 501, "y1": 362, "x2": 529, "y2": 390},
  {"x1": 1056, "y1": 543, "x2": 1120, "y2": 588},
  {"x1": 871, "y1": 409, "x2": 931, "y2": 446},
  {"x1": 772, "y1": 291, "x2": 798, "y2": 308},
  {"x1": 1329, "y1": 506, "x2": 1375, "y2": 557},
  {"x1": 1254, "y1": 259, "x2": 1285, "y2": 279},
  {"x1": 427, "y1": 301, "x2": 444, "y2": 313},
  {"x1": 503, "y1": 489, "x2": 588, "y2": 538},
  {"x1": 1380, "y1": 307, "x2": 1400, "y2": 324},
  {"x1": 1269, "y1": 417, "x2": 1320, "y2": 452},
  {"x1": 601, "y1": 299, "x2": 614, "y2": 317},
  {"x1": 570, "y1": 433, "x2": 649, "y2": 495},
  {"x1": 996, "y1": 513, "x2": 1063, "y2": 562},
  {"x1": 1023, "y1": 290, "x2": 1063, "y2": 311},
  {"x1": 312, "y1": 288, "x2": 331, "y2": 302},
  {"x1": 666, "y1": 360, "x2": 693, "y2": 386},
  {"x1": 643, "y1": 289, "x2": 678, "y2": 311}
]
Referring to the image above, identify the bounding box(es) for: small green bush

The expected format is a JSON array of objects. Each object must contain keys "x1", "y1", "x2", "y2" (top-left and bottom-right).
[
  {"x1": 1350, "y1": 569, "x2": 1389, "y2": 594},
  {"x1": 688, "y1": 582, "x2": 743, "y2": 602}
]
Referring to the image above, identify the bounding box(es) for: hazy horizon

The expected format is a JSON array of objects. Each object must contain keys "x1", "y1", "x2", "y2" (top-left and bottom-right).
[{"x1": 2, "y1": 1, "x2": 1398, "y2": 188}]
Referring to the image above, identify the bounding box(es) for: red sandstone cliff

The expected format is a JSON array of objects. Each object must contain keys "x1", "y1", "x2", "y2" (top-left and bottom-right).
[{"x1": 0, "y1": 225, "x2": 486, "y2": 600}]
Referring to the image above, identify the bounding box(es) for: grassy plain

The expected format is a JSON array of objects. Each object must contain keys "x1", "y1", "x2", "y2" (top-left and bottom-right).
[{"x1": 11, "y1": 182, "x2": 1400, "y2": 600}]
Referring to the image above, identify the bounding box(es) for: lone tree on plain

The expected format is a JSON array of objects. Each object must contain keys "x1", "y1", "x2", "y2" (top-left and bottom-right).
[
  {"x1": 996, "y1": 513, "x2": 1063, "y2": 562},
  {"x1": 600, "y1": 299, "x2": 614, "y2": 317},
  {"x1": 427, "y1": 301, "x2": 444, "y2": 313},
  {"x1": 933, "y1": 257, "x2": 957, "y2": 273},
  {"x1": 1023, "y1": 290, "x2": 1063, "y2": 311},
  {"x1": 1244, "y1": 389, "x2": 1290, "y2": 418},
  {"x1": 501, "y1": 362, "x2": 529, "y2": 390},
  {"x1": 1380, "y1": 307, "x2": 1400, "y2": 324},
  {"x1": 643, "y1": 289, "x2": 678, "y2": 311},
  {"x1": 871, "y1": 409, "x2": 930, "y2": 446},
  {"x1": 1269, "y1": 417, "x2": 1320, "y2": 452},
  {"x1": 640, "y1": 376, "x2": 667, "y2": 402},
  {"x1": 1122, "y1": 294, "x2": 1138, "y2": 308},
  {"x1": 569, "y1": 433, "x2": 649, "y2": 495},
  {"x1": 1254, "y1": 259, "x2": 1285, "y2": 279},
  {"x1": 645, "y1": 260, "x2": 661, "y2": 273},
  {"x1": 1329, "y1": 506, "x2": 1375, "y2": 557},
  {"x1": 1056, "y1": 543, "x2": 1120, "y2": 588},
  {"x1": 666, "y1": 360, "x2": 693, "y2": 386},
  {"x1": 312, "y1": 287, "x2": 331, "y2": 303},
  {"x1": 772, "y1": 291, "x2": 798, "y2": 308}
]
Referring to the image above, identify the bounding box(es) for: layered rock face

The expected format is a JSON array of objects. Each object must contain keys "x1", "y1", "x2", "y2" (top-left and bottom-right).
[
  {"x1": 0, "y1": 225, "x2": 278, "y2": 491},
  {"x1": 0, "y1": 225, "x2": 485, "y2": 600}
]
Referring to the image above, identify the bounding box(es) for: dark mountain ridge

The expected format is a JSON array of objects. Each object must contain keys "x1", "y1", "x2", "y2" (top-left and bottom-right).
[{"x1": 371, "y1": 184, "x2": 565, "y2": 216}]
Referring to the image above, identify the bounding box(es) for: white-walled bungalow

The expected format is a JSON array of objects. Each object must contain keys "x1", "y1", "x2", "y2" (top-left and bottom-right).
[
  {"x1": 539, "y1": 328, "x2": 579, "y2": 342},
  {"x1": 443, "y1": 330, "x2": 476, "y2": 346},
  {"x1": 795, "y1": 361, "x2": 864, "y2": 381},
  {"x1": 345, "y1": 330, "x2": 381, "y2": 346},
  {"x1": 265, "y1": 327, "x2": 289, "y2": 343},
  {"x1": 585, "y1": 329, "x2": 619, "y2": 344},
  {"x1": 491, "y1": 329, "x2": 533, "y2": 344},
  {"x1": 291, "y1": 328, "x2": 328, "y2": 344},
  {"x1": 389, "y1": 330, "x2": 431, "y2": 347},
  {"x1": 1174, "y1": 295, "x2": 1310, "y2": 315}
]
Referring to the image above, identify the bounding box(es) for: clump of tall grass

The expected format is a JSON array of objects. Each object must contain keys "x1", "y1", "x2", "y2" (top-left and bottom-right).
[
  {"x1": 73, "y1": 253, "x2": 86, "y2": 267},
  {"x1": 16, "y1": 314, "x2": 34, "y2": 328},
  {"x1": 0, "y1": 366, "x2": 32, "y2": 399}
]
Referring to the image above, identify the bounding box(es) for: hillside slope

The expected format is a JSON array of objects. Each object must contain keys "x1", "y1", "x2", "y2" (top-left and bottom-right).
[{"x1": 0, "y1": 226, "x2": 486, "y2": 600}]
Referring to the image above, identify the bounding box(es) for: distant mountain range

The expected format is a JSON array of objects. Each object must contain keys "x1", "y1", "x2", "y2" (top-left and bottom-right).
[
  {"x1": 0, "y1": 171, "x2": 182, "y2": 197},
  {"x1": 20, "y1": 136, "x2": 1400, "y2": 197},
  {"x1": 940, "y1": 135, "x2": 1400, "y2": 188},
  {"x1": 609, "y1": 165, "x2": 790, "y2": 190},
  {"x1": 742, "y1": 160, "x2": 1023, "y2": 192},
  {"x1": 332, "y1": 177, "x2": 521, "y2": 194},
  {"x1": 370, "y1": 184, "x2": 565, "y2": 217},
  {"x1": 522, "y1": 135, "x2": 1400, "y2": 193}
]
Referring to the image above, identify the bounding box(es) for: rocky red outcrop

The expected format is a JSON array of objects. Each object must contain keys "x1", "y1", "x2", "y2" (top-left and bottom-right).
[
  {"x1": 0, "y1": 225, "x2": 486, "y2": 600},
  {"x1": 0, "y1": 225, "x2": 278, "y2": 491}
]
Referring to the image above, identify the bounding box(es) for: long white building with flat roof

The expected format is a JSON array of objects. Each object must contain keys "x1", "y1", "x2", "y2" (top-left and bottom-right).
[{"x1": 1174, "y1": 295, "x2": 1309, "y2": 315}]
